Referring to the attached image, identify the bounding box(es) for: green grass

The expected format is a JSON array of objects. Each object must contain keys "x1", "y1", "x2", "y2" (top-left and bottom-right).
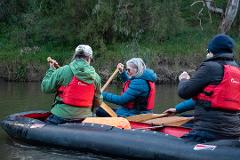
[{"x1": 1, "y1": 27, "x2": 240, "y2": 71}]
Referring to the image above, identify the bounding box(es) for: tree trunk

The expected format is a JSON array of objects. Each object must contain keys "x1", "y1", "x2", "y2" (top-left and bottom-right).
[{"x1": 220, "y1": 0, "x2": 239, "y2": 33}]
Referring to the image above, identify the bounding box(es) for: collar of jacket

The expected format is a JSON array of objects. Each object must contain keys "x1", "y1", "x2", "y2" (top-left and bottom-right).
[{"x1": 205, "y1": 53, "x2": 234, "y2": 62}]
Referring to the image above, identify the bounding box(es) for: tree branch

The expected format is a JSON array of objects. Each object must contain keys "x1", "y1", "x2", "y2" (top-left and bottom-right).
[{"x1": 204, "y1": 0, "x2": 223, "y2": 14}]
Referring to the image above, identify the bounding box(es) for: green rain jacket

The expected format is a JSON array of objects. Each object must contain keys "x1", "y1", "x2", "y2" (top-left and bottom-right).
[{"x1": 41, "y1": 59, "x2": 102, "y2": 119}]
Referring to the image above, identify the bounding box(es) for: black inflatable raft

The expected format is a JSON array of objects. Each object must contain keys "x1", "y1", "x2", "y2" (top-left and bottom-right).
[{"x1": 1, "y1": 110, "x2": 240, "y2": 160}]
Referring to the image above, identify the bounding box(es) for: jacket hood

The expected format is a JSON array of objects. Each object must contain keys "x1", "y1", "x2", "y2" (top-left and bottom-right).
[
  {"x1": 135, "y1": 68, "x2": 157, "y2": 82},
  {"x1": 69, "y1": 59, "x2": 99, "y2": 84}
]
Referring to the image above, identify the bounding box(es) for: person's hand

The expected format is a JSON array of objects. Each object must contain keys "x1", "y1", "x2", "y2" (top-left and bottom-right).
[
  {"x1": 163, "y1": 108, "x2": 177, "y2": 116},
  {"x1": 49, "y1": 59, "x2": 58, "y2": 69},
  {"x1": 117, "y1": 63, "x2": 124, "y2": 73},
  {"x1": 179, "y1": 71, "x2": 190, "y2": 81}
]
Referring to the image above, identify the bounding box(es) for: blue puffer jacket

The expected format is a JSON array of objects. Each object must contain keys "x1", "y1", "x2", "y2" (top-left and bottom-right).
[
  {"x1": 102, "y1": 69, "x2": 157, "y2": 108},
  {"x1": 175, "y1": 98, "x2": 196, "y2": 113}
]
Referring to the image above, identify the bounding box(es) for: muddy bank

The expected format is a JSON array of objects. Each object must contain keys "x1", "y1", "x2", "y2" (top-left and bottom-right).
[{"x1": 0, "y1": 55, "x2": 204, "y2": 84}]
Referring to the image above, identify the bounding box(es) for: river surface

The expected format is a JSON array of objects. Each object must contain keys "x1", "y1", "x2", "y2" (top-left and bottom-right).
[{"x1": 0, "y1": 79, "x2": 182, "y2": 160}]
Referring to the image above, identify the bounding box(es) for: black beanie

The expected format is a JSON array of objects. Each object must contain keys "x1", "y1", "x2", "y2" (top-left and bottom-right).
[{"x1": 208, "y1": 34, "x2": 235, "y2": 55}]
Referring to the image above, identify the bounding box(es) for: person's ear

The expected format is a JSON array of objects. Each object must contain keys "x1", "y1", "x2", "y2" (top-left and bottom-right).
[
  {"x1": 206, "y1": 52, "x2": 213, "y2": 59},
  {"x1": 87, "y1": 57, "x2": 91, "y2": 64}
]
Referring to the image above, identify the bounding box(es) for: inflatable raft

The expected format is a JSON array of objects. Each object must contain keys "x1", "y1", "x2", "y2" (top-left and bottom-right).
[{"x1": 1, "y1": 110, "x2": 240, "y2": 160}]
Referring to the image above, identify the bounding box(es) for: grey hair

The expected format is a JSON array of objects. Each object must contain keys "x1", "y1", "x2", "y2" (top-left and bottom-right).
[
  {"x1": 72, "y1": 44, "x2": 93, "y2": 61},
  {"x1": 126, "y1": 58, "x2": 146, "y2": 77}
]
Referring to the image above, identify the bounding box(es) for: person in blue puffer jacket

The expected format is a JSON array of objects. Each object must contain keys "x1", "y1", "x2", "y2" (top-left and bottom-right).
[
  {"x1": 163, "y1": 98, "x2": 196, "y2": 115},
  {"x1": 96, "y1": 58, "x2": 157, "y2": 117}
]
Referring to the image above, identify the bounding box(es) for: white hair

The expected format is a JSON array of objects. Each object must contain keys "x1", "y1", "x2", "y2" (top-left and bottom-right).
[
  {"x1": 126, "y1": 58, "x2": 146, "y2": 77},
  {"x1": 72, "y1": 44, "x2": 93, "y2": 60}
]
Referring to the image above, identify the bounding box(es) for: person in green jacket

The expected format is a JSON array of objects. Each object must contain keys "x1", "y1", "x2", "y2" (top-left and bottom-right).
[{"x1": 41, "y1": 44, "x2": 102, "y2": 124}]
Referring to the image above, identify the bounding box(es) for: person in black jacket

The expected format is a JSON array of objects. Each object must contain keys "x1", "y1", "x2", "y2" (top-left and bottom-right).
[{"x1": 177, "y1": 34, "x2": 240, "y2": 143}]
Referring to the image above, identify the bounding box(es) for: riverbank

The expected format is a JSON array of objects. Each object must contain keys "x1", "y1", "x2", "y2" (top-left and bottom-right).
[
  {"x1": 0, "y1": 33, "x2": 239, "y2": 84},
  {"x1": 0, "y1": 32, "x2": 211, "y2": 83},
  {"x1": 0, "y1": 54, "x2": 203, "y2": 84}
]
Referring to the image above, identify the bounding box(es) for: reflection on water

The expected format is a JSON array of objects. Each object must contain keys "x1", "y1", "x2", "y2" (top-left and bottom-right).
[
  {"x1": 0, "y1": 80, "x2": 182, "y2": 160},
  {"x1": 0, "y1": 80, "x2": 53, "y2": 118},
  {"x1": 3, "y1": 140, "x2": 123, "y2": 160}
]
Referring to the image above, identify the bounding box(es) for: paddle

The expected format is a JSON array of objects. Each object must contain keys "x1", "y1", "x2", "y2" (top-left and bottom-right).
[
  {"x1": 144, "y1": 116, "x2": 194, "y2": 126},
  {"x1": 47, "y1": 57, "x2": 117, "y2": 117},
  {"x1": 99, "y1": 68, "x2": 119, "y2": 117},
  {"x1": 101, "y1": 68, "x2": 119, "y2": 92},
  {"x1": 127, "y1": 112, "x2": 194, "y2": 127},
  {"x1": 126, "y1": 113, "x2": 168, "y2": 122},
  {"x1": 100, "y1": 102, "x2": 117, "y2": 117}
]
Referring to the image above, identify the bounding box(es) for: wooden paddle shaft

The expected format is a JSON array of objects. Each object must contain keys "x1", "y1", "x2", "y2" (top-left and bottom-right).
[
  {"x1": 101, "y1": 68, "x2": 119, "y2": 92},
  {"x1": 99, "y1": 67, "x2": 120, "y2": 117},
  {"x1": 100, "y1": 68, "x2": 119, "y2": 117}
]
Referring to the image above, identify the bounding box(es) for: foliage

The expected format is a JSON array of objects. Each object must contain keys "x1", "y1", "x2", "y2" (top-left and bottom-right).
[
  {"x1": 0, "y1": 0, "x2": 186, "y2": 48},
  {"x1": 1, "y1": 0, "x2": 240, "y2": 81}
]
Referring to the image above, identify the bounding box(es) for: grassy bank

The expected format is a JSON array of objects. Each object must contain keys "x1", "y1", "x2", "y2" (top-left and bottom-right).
[{"x1": 0, "y1": 27, "x2": 240, "y2": 83}]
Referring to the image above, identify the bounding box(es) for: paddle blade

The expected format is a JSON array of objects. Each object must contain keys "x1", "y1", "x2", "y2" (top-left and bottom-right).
[
  {"x1": 100, "y1": 102, "x2": 117, "y2": 117},
  {"x1": 145, "y1": 116, "x2": 194, "y2": 127},
  {"x1": 126, "y1": 113, "x2": 167, "y2": 122}
]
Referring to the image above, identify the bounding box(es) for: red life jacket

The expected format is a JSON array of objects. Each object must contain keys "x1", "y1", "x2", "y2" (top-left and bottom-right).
[
  {"x1": 121, "y1": 80, "x2": 155, "y2": 110},
  {"x1": 194, "y1": 65, "x2": 240, "y2": 111},
  {"x1": 57, "y1": 76, "x2": 95, "y2": 108}
]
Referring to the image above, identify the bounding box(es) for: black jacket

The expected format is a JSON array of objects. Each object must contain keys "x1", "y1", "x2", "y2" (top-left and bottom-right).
[
  {"x1": 178, "y1": 53, "x2": 240, "y2": 137},
  {"x1": 178, "y1": 54, "x2": 238, "y2": 98}
]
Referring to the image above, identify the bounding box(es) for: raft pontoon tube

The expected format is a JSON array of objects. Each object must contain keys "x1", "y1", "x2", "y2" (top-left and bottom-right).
[{"x1": 1, "y1": 110, "x2": 240, "y2": 160}]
